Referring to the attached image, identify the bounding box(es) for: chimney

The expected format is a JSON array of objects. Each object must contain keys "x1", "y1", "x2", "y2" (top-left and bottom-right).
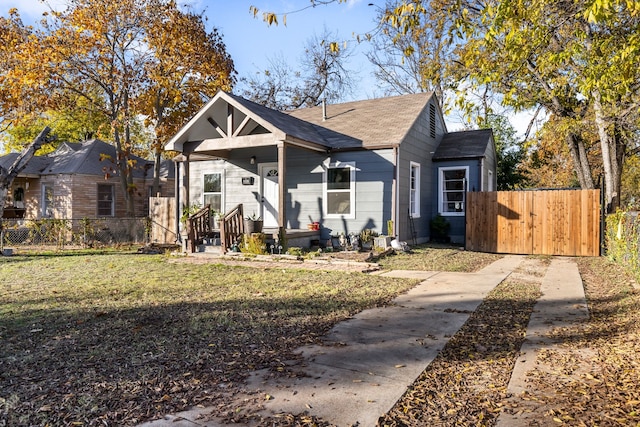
[{"x1": 322, "y1": 99, "x2": 327, "y2": 121}]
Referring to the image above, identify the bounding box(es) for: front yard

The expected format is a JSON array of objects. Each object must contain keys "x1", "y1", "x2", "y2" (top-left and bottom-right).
[
  {"x1": 1, "y1": 247, "x2": 638, "y2": 426},
  {"x1": 0, "y1": 250, "x2": 426, "y2": 425}
]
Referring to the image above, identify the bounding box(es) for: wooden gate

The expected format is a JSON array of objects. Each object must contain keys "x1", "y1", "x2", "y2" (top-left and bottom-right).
[
  {"x1": 465, "y1": 189, "x2": 601, "y2": 256},
  {"x1": 149, "y1": 196, "x2": 177, "y2": 244}
]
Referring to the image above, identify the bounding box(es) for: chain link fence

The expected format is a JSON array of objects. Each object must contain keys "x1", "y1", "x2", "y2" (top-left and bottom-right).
[{"x1": 1, "y1": 217, "x2": 152, "y2": 249}]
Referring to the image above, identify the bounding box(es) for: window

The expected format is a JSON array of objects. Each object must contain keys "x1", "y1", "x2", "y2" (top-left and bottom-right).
[
  {"x1": 488, "y1": 170, "x2": 494, "y2": 191},
  {"x1": 42, "y1": 184, "x2": 54, "y2": 217},
  {"x1": 410, "y1": 162, "x2": 420, "y2": 217},
  {"x1": 325, "y1": 162, "x2": 355, "y2": 218},
  {"x1": 439, "y1": 167, "x2": 468, "y2": 216},
  {"x1": 203, "y1": 173, "x2": 222, "y2": 213},
  {"x1": 97, "y1": 184, "x2": 115, "y2": 216}
]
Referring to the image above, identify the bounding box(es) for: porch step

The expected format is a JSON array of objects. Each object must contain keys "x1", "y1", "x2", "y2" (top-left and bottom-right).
[{"x1": 196, "y1": 244, "x2": 223, "y2": 254}]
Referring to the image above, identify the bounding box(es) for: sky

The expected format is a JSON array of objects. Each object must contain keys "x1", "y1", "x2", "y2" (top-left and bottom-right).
[{"x1": 1, "y1": 0, "x2": 538, "y2": 135}]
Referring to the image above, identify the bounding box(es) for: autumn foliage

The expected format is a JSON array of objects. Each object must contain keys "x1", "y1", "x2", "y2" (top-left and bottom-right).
[{"x1": 1, "y1": 0, "x2": 235, "y2": 214}]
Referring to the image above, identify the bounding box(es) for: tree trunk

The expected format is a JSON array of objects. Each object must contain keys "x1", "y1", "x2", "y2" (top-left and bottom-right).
[
  {"x1": 113, "y1": 128, "x2": 135, "y2": 217},
  {"x1": 565, "y1": 132, "x2": 595, "y2": 189},
  {"x1": 152, "y1": 149, "x2": 162, "y2": 197},
  {"x1": 593, "y1": 89, "x2": 623, "y2": 213}
]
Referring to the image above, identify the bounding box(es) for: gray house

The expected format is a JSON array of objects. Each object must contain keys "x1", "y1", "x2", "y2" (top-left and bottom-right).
[{"x1": 164, "y1": 91, "x2": 496, "y2": 247}]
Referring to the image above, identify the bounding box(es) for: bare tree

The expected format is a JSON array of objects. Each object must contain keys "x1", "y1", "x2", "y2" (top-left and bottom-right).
[
  {"x1": 241, "y1": 28, "x2": 355, "y2": 111},
  {"x1": 366, "y1": 0, "x2": 457, "y2": 109}
]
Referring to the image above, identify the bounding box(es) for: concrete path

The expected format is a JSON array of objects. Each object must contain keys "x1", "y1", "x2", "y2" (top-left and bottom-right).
[
  {"x1": 495, "y1": 257, "x2": 590, "y2": 427},
  {"x1": 139, "y1": 255, "x2": 525, "y2": 427}
]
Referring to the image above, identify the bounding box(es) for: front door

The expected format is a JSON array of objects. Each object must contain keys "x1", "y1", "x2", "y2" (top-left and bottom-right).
[{"x1": 259, "y1": 163, "x2": 279, "y2": 227}]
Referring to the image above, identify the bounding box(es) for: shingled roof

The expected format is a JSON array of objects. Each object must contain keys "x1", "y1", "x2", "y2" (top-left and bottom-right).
[
  {"x1": 0, "y1": 139, "x2": 174, "y2": 179},
  {"x1": 287, "y1": 92, "x2": 434, "y2": 149},
  {"x1": 432, "y1": 129, "x2": 494, "y2": 161},
  {"x1": 165, "y1": 91, "x2": 436, "y2": 152}
]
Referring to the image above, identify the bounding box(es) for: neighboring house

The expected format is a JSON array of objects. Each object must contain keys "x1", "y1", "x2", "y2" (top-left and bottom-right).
[
  {"x1": 164, "y1": 91, "x2": 496, "y2": 245},
  {"x1": 0, "y1": 139, "x2": 175, "y2": 219}
]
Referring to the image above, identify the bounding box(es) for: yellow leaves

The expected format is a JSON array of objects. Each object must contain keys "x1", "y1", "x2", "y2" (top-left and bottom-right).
[{"x1": 249, "y1": 6, "x2": 282, "y2": 26}]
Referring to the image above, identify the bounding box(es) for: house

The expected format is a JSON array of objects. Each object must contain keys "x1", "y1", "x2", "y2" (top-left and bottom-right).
[
  {"x1": 0, "y1": 139, "x2": 175, "y2": 220},
  {"x1": 164, "y1": 91, "x2": 496, "y2": 249}
]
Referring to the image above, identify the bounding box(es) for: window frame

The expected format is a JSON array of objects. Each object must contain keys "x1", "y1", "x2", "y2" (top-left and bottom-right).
[
  {"x1": 409, "y1": 161, "x2": 421, "y2": 218},
  {"x1": 438, "y1": 166, "x2": 469, "y2": 217},
  {"x1": 41, "y1": 183, "x2": 54, "y2": 218},
  {"x1": 96, "y1": 183, "x2": 115, "y2": 217},
  {"x1": 323, "y1": 161, "x2": 356, "y2": 219},
  {"x1": 202, "y1": 171, "x2": 224, "y2": 214}
]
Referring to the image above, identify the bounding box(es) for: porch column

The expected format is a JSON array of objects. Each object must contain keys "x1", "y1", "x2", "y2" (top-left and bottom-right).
[
  {"x1": 277, "y1": 141, "x2": 287, "y2": 231},
  {"x1": 182, "y1": 154, "x2": 190, "y2": 210}
]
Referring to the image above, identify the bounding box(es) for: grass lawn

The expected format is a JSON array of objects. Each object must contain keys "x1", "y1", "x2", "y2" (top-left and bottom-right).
[
  {"x1": 0, "y1": 249, "x2": 448, "y2": 426},
  {"x1": 377, "y1": 243, "x2": 502, "y2": 271}
]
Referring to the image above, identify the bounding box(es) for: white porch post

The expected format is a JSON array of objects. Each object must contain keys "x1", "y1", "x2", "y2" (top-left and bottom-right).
[
  {"x1": 277, "y1": 142, "x2": 287, "y2": 231},
  {"x1": 182, "y1": 154, "x2": 190, "y2": 211}
]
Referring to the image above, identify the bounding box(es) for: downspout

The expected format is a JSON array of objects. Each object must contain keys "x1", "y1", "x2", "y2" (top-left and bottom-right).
[{"x1": 392, "y1": 146, "x2": 399, "y2": 238}]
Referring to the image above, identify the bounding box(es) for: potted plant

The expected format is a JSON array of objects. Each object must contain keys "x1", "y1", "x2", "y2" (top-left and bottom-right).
[
  {"x1": 359, "y1": 228, "x2": 378, "y2": 251},
  {"x1": 244, "y1": 212, "x2": 263, "y2": 234}
]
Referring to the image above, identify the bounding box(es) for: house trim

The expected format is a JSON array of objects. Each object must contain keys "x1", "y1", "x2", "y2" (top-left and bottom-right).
[
  {"x1": 438, "y1": 165, "x2": 469, "y2": 217},
  {"x1": 323, "y1": 161, "x2": 356, "y2": 220},
  {"x1": 410, "y1": 161, "x2": 421, "y2": 218}
]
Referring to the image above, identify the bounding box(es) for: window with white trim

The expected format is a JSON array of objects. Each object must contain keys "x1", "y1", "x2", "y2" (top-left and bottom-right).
[
  {"x1": 439, "y1": 167, "x2": 468, "y2": 216},
  {"x1": 325, "y1": 162, "x2": 355, "y2": 218},
  {"x1": 203, "y1": 173, "x2": 222, "y2": 213},
  {"x1": 42, "y1": 184, "x2": 54, "y2": 217},
  {"x1": 410, "y1": 162, "x2": 420, "y2": 217},
  {"x1": 97, "y1": 184, "x2": 115, "y2": 216}
]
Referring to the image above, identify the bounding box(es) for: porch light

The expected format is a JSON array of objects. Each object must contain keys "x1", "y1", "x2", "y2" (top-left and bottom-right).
[{"x1": 250, "y1": 156, "x2": 256, "y2": 165}]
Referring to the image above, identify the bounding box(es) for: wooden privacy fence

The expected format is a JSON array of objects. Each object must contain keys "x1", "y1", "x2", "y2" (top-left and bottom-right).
[
  {"x1": 466, "y1": 189, "x2": 601, "y2": 256},
  {"x1": 149, "y1": 196, "x2": 177, "y2": 244}
]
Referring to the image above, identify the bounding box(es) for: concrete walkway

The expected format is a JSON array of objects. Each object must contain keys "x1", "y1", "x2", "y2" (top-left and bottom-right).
[
  {"x1": 139, "y1": 255, "x2": 588, "y2": 427},
  {"x1": 495, "y1": 257, "x2": 590, "y2": 426}
]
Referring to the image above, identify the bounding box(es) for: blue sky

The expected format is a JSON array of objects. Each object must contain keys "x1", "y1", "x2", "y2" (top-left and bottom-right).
[{"x1": 3, "y1": 0, "x2": 383, "y2": 100}]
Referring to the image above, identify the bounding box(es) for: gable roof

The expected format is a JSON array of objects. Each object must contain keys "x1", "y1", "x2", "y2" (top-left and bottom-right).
[
  {"x1": 165, "y1": 91, "x2": 362, "y2": 152},
  {"x1": 287, "y1": 92, "x2": 435, "y2": 149},
  {"x1": 0, "y1": 139, "x2": 174, "y2": 179},
  {"x1": 165, "y1": 91, "x2": 437, "y2": 153},
  {"x1": 432, "y1": 129, "x2": 494, "y2": 161}
]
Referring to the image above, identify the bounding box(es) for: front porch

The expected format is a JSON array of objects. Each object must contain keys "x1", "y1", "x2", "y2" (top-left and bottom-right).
[
  {"x1": 191, "y1": 228, "x2": 322, "y2": 254},
  {"x1": 186, "y1": 203, "x2": 321, "y2": 254}
]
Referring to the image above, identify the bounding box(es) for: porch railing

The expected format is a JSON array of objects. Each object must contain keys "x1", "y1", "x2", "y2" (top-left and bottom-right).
[
  {"x1": 220, "y1": 204, "x2": 244, "y2": 253},
  {"x1": 187, "y1": 204, "x2": 215, "y2": 253}
]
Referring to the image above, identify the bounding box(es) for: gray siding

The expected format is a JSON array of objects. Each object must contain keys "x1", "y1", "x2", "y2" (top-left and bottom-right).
[
  {"x1": 397, "y1": 98, "x2": 445, "y2": 243},
  {"x1": 185, "y1": 146, "x2": 395, "y2": 241},
  {"x1": 317, "y1": 149, "x2": 395, "y2": 240},
  {"x1": 481, "y1": 139, "x2": 497, "y2": 191}
]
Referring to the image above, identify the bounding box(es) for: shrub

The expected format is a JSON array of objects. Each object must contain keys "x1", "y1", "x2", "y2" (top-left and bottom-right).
[{"x1": 606, "y1": 209, "x2": 640, "y2": 281}]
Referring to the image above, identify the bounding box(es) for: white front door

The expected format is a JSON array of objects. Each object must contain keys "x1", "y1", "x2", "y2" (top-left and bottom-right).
[{"x1": 259, "y1": 163, "x2": 279, "y2": 227}]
